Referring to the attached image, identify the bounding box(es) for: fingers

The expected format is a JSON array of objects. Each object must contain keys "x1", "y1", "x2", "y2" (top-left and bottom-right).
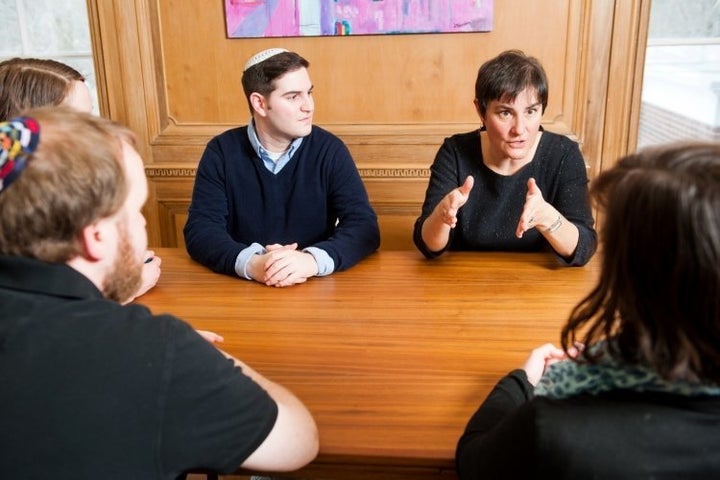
[
  {"x1": 527, "y1": 177, "x2": 539, "y2": 195},
  {"x1": 523, "y1": 342, "x2": 566, "y2": 386},
  {"x1": 451, "y1": 176, "x2": 474, "y2": 207},
  {"x1": 135, "y1": 256, "x2": 162, "y2": 298},
  {"x1": 530, "y1": 343, "x2": 565, "y2": 361},
  {"x1": 437, "y1": 176, "x2": 475, "y2": 228},
  {"x1": 266, "y1": 242, "x2": 298, "y2": 252},
  {"x1": 458, "y1": 175, "x2": 474, "y2": 195},
  {"x1": 566, "y1": 342, "x2": 585, "y2": 359},
  {"x1": 440, "y1": 205, "x2": 460, "y2": 228},
  {"x1": 145, "y1": 255, "x2": 162, "y2": 267},
  {"x1": 196, "y1": 329, "x2": 224, "y2": 344},
  {"x1": 258, "y1": 250, "x2": 315, "y2": 287},
  {"x1": 516, "y1": 216, "x2": 536, "y2": 238},
  {"x1": 271, "y1": 273, "x2": 309, "y2": 288},
  {"x1": 516, "y1": 178, "x2": 548, "y2": 238},
  {"x1": 249, "y1": 244, "x2": 300, "y2": 282},
  {"x1": 516, "y1": 208, "x2": 536, "y2": 238}
]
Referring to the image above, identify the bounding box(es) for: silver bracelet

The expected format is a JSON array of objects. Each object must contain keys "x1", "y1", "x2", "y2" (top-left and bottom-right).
[{"x1": 545, "y1": 214, "x2": 563, "y2": 233}]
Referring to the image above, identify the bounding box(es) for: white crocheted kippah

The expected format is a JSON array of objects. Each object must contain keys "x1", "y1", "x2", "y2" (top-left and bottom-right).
[{"x1": 243, "y1": 48, "x2": 289, "y2": 71}]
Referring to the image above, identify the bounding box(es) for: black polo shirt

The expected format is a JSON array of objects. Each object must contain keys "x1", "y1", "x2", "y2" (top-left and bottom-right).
[{"x1": 0, "y1": 255, "x2": 277, "y2": 479}]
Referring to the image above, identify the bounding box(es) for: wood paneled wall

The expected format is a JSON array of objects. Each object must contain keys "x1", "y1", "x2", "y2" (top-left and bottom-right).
[{"x1": 87, "y1": 0, "x2": 650, "y2": 250}]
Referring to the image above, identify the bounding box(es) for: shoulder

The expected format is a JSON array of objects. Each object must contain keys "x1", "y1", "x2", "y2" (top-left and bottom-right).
[
  {"x1": 91, "y1": 301, "x2": 192, "y2": 339},
  {"x1": 534, "y1": 130, "x2": 585, "y2": 175},
  {"x1": 538, "y1": 130, "x2": 582, "y2": 156},
  {"x1": 200, "y1": 126, "x2": 252, "y2": 168},
  {"x1": 299, "y1": 126, "x2": 353, "y2": 164},
  {"x1": 309, "y1": 124, "x2": 339, "y2": 139},
  {"x1": 57, "y1": 298, "x2": 190, "y2": 340},
  {"x1": 214, "y1": 125, "x2": 248, "y2": 140},
  {"x1": 305, "y1": 125, "x2": 347, "y2": 148},
  {"x1": 206, "y1": 126, "x2": 250, "y2": 150},
  {"x1": 30, "y1": 298, "x2": 200, "y2": 365},
  {"x1": 437, "y1": 130, "x2": 481, "y2": 160},
  {"x1": 443, "y1": 130, "x2": 479, "y2": 147},
  {"x1": 434, "y1": 130, "x2": 480, "y2": 163}
]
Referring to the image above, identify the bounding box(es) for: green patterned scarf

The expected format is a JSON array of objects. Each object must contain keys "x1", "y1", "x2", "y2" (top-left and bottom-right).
[{"x1": 534, "y1": 341, "x2": 720, "y2": 399}]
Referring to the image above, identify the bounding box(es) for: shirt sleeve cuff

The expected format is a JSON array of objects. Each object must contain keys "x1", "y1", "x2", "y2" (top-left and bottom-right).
[
  {"x1": 235, "y1": 243, "x2": 266, "y2": 280},
  {"x1": 303, "y1": 247, "x2": 335, "y2": 276}
]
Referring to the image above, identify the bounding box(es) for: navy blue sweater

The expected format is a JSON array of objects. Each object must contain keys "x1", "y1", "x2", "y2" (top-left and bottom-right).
[{"x1": 184, "y1": 125, "x2": 380, "y2": 275}]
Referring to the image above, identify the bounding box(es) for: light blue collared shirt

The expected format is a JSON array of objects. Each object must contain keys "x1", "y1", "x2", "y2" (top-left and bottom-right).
[
  {"x1": 234, "y1": 120, "x2": 334, "y2": 280},
  {"x1": 247, "y1": 118, "x2": 302, "y2": 174}
]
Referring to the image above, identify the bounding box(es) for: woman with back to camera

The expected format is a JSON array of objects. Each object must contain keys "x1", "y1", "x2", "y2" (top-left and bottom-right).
[
  {"x1": 0, "y1": 57, "x2": 161, "y2": 302},
  {"x1": 413, "y1": 50, "x2": 596, "y2": 265},
  {"x1": 456, "y1": 142, "x2": 720, "y2": 478},
  {"x1": 0, "y1": 57, "x2": 92, "y2": 118}
]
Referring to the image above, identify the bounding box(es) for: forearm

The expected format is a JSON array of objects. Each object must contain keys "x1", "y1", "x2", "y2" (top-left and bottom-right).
[
  {"x1": 312, "y1": 218, "x2": 380, "y2": 270},
  {"x1": 227, "y1": 354, "x2": 319, "y2": 470},
  {"x1": 539, "y1": 212, "x2": 580, "y2": 258},
  {"x1": 420, "y1": 210, "x2": 452, "y2": 253},
  {"x1": 185, "y1": 147, "x2": 247, "y2": 275},
  {"x1": 184, "y1": 225, "x2": 245, "y2": 275},
  {"x1": 543, "y1": 144, "x2": 596, "y2": 263},
  {"x1": 321, "y1": 153, "x2": 381, "y2": 269},
  {"x1": 231, "y1": 357, "x2": 310, "y2": 419},
  {"x1": 303, "y1": 247, "x2": 333, "y2": 276}
]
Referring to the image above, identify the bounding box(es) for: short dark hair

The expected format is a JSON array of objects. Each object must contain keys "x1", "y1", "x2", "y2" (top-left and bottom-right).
[
  {"x1": 562, "y1": 142, "x2": 720, "y2": 383},
  {"x1": 241, "y1": 51, "x2": 309, "y2": 114},
  {"x1": 474, "y1": 50, "x2": 548, "y2": 117}
]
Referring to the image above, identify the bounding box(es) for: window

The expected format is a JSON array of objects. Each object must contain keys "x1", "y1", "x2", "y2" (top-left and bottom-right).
[
  {"x1": 0, "y1": 0, "x2": 98, "y2": 113},
  {"x1": 638, "y1": 0, "x2": 720, "y2": 149}
]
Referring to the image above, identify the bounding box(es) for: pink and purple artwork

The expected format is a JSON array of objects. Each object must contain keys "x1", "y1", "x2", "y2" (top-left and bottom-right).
[{"x1": 224, "y1": 0, "x2": 493, "y2": 38}]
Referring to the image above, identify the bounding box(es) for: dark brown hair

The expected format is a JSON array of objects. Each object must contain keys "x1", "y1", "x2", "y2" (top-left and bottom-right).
[
  {"x1": 474, "y1": 49, "x2": 548, "y2": 117},
  {"x1": 562, "y1": 142, "x2": 720, "y2": 382},
  {"x1": 241, "y1": 51, "x2": 309, "y2": 113}
]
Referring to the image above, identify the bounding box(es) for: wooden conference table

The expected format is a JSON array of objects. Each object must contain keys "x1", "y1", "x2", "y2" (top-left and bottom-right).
[{"x1": 139, "y1": 248, "x2": 600, "y2": 479}]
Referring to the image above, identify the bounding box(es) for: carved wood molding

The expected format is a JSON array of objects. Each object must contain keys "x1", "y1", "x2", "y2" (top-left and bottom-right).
[
  {"x1": 145, "y1": 167, "x2": 430, "y2": 178},
  {"x1": 359, "y1": 168, "x2": 430, "y2": 178},
  {"x1": 145, "y1": 168, "x2": 197, "y2": 178}
]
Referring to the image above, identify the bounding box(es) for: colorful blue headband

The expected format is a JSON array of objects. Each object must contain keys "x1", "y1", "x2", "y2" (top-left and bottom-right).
[{"x1": 0, "y1": 116, "x2": 40, "y2": 194}]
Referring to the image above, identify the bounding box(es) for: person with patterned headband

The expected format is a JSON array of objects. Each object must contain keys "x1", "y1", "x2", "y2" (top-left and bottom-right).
[
  {"x1": 184, "y1": 48, "x2": 380, "y2": 287},
  {"x1": 0, "y1": 57, "x2": 161, "y2": 302},
  {"x1": 0, "y1": 107, "x2": 318, "y2": 479}
]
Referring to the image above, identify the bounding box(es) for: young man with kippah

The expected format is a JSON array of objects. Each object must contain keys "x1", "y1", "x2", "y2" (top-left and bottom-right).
[
  {"x1": 184, "y1": 48, "x2": 380, "y2": 287},
  {"x1": 0, "y1": 107, "x2": 318, "y2": 478}
]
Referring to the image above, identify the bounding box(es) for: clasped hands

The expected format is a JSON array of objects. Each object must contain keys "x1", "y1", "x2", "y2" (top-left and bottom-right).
[
  {"x1": 247, "y1": 243, "x2": 319, "y2": 288},
  {"x1": 434, "y1": 175, "x2": 558, "y2": 237}
]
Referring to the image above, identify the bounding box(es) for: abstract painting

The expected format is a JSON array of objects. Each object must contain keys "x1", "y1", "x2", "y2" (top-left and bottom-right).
[{"x1": 225, "y1": 0, "x2": 493, "y2": 38}]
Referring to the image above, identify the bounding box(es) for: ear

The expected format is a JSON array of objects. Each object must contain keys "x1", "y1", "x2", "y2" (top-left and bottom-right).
[
  {"x1": 473, "y1": 98, "x2": 484, "y2": 122},
  {"x1": 250, "y1": 92, "x2": 269, "y2": 117},
  {"x1": 77, "y1": 218, "x2": 117, "y2": 262}
]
